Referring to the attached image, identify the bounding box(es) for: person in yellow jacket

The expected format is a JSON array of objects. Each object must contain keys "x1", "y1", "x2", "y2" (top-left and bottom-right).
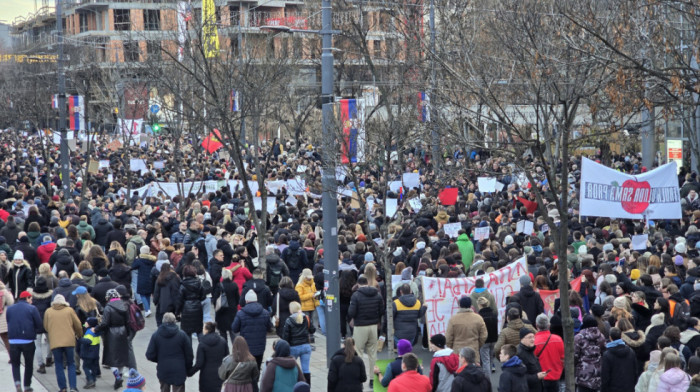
[{"x1": 295, "y1": 269, "x2": 320, "y2": 340}]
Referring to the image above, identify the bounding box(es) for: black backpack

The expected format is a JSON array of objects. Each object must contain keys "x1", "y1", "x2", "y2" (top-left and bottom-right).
[
  {"x1": 268, "y1": 262, "x2": 283, "y2": 288},
  {"x1": 286, "y1": 249, "x2": 302, "y2": 270},
  {"x1": 673, "y1": 299, "x2": 691, "y2": 327}
]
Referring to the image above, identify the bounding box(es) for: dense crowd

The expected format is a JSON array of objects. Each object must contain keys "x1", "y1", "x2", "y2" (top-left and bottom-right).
[{"x1": 1, "y1": 130, "x2": 700, "y2": 392}]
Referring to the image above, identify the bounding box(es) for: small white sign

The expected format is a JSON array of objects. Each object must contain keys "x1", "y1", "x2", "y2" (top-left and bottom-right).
[
  {"x1": 477, "y1": 177, "x2": 497, "y2": 193},
  {"x1": 386, "y1": 198, "x2": 398, "y2": 218},
  {"x1": 408, "y1": 198, "x2": 422, "y2": 212},
  {"x1": 443, "y1": 222, "x2": 462, "y2": 238},
  {"x1": 632, "y1": 234, "x2": 648, "y2": 251},
  {"x1": 474, "y1": 226, "x2": 490, "y2": 241},
  {"x1": 516, "y1": 220, "x2": 534, "y2": 235}
]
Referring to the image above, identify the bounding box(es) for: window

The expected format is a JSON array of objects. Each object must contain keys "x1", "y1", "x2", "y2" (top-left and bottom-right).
[
  {"x1": 79, "y1": 13, "x2": 88, "y2": 33},
  {"x1": 123, "y1": 41, "x2": 140, "y2": 62},
  {"x1": 147, "y1": 41, "x2": 161, "y2": 61},
  {"x1": 114, "y1": 9, "x2": 131, "y2": 31},
  {"x1": 143, "y1": 9, "x2": 160, "y2": 31},
  {"x1": 373, "y1": 40, "x2": 381, "y2": 57},
  {"x1": 229, "y1": 6, "x2": 240, "y2": 26}
]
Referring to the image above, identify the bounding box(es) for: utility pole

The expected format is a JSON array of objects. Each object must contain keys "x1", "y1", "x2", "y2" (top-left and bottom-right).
[
  {"x1": 429, "y1": 0, "x2": 440, "y2": 172},
  {"x1": 320, "y1": 0, "x2": 340, "y2": 365},
  {"x1": 56, "y1": 0, "x2": 71, "y2": 197},
  {"x1": 238, "y1": 20, "x2": 246, "y2": 144}
]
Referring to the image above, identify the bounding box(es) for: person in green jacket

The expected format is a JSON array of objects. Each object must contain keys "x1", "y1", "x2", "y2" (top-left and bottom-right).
[{"x1": 456, "y1": 232, "x2": 475, "y2": 272}]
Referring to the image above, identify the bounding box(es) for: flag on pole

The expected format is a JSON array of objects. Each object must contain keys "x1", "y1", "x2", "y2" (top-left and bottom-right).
[
  {"x1": 68, "y1": 95, "x2": 85, "y2": 131},
  {"x1": 340, "y1": 99, "x2": 359, "y2": 164},
  {"x1": 202, "y1": 0, "x2": 219, "y2": 58},
  {"x1": 438, "y1": 187, "x2": 458, "y2": 205},
  {"x1": 51, "y1": 94, "x2": 58, "y2": 109},
  {"x1": 230, "y1": 90, "x2": 240, "y2": 111},
  {"x1": 202, "y1": 129, "x2": 223, "y2": 154},
  {"x1": 418, "y1": 92, "x2": 430, "y2": 122}
]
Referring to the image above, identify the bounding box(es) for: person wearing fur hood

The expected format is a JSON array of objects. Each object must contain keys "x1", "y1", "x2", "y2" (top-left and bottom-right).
[{"x1": 7, "y1": 250, "x2": 33, "y2": 299}]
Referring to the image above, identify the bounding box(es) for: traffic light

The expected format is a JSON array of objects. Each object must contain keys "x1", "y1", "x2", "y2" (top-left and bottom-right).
[{"x1": 152, "y1": 123, "x2": 161, "y2": 133}]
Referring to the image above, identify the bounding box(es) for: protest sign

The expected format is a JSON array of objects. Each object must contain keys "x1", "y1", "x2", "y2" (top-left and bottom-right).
[
  {"x1": 98, "y1": 160, "x2": 110, "y2": 169},
  {"x1": 422, "y1": 257, "x2": 527, "y2": 335},
  {"x1": 154, "y1": 161, "x2": 165, "y2": 169},
  {"x1": 474, "y1": 226, "x2": 490, "y2": 241},
  {"x1": 253, "y1": 197, "x2": 277, "y2": 214},
  {"x1": 443, "y1": 222, "x2": 462, "y2": 238},
  {"x1": 632, "y1": 234, "x2": 649, "y2": 251},
  {"x1": 477, "y1": 177, "x2": 497, "y2": 193},
  {"x1": 296, "y1": 165, "x2": 307, "y2": 173},
  {"x1": 389, "y1": 181, "x2": 403, "y2": 194},
  {"x1": 350, "y1": 192, "x2": 361, "y2": 209},
  {"x1": 87, "y1": 160, "x2": 99, "y2": 174},
  {"x1": 516, "y1": 220, "x2": 534, "y2": 235},
  {"x1": 402, "y1": 172, "x2": 421, "y2": 190},
  {"x1": 386, "y1": 198, "x2": 398, "y2": 218},
  {"x1": 285, "y1": 195, "x2": 298, "y2": 206},
  {"x1": 539, "y1": 276, "x2": 582, "y2": 316},
  {"x1": 579, "y1": 157, "x2": 681, "y2": 219},
  {"x1": 129, "y1": 159, "x2": 148, "y2": 173},
  {"x1": 408, "y1": 198, "x2": 422, "y2": 212}
]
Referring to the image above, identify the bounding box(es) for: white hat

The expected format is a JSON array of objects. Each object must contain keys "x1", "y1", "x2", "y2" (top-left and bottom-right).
[
  {"x1": 578, "y1": 245, "x2": 587, "y2": 255},
  {"x1": 675, "y1": 242, "x2": 687, "y2": 254},
  {"x1": 504, "y1": 235, "x2": 514, "y2": 245},
  {"x1": 12, "y1": 250, "x2": 24, "y2": 261},
  {"x1": 245, "y1": 290, "x2": 258, "y2": 303}
]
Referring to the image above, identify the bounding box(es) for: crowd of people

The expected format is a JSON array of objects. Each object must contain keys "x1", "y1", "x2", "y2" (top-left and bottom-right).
[{"x1": 1, "y1": 130, "x2": 700, "y2": 392}]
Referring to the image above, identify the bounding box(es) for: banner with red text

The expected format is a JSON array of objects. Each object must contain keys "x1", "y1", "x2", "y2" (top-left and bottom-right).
[
  {"x1": 422, "y1": 257, "x2": 527, "y2": 338},
  {"x1": 539, "y1": 276, "x2": 582, "y2": 316}
]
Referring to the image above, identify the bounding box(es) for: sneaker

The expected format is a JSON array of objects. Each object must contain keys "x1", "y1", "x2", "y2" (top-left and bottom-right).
[
  {"x1": 45, "y1": 357, "x2": 53, "y2": 367},
  {"x1": 23, "y1": 388, "x2": 33, "y2": 392},
  {"x1": 15, "y1": 384, "x2": 21, "y2": 392},
  {"x1": 75, "y1": 369, "x2": 81, "y2": 375},
  {"x1": 145, "y1": 310, "x2": 152, "y2": 318},
  {"x1": 113, "y1": 377, "x2": 123, "y2": 390},
  {"x1": 369, "y1": 380, "x2": 374, "y2": 388},
  {"x1": 37, "y1": 365, "x2": 46, "y2": 374},
  {"x1": 83, "y1": 381, "x2": 96, "y2": 389}
]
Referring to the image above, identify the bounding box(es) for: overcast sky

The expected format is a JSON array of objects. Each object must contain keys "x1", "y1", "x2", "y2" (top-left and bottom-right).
[{"x1": 1, "y1": 0, "x2": 36, "y2": 25}]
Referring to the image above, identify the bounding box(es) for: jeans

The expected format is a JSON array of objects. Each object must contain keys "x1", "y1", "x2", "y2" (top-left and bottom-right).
[
  {"x1": 140, "y1": 294, "x2": 151, "y2": 312},
  {"x1": 10, "y1": 342, "x2": 35, "y2": 388},
  {"x1": 131, "y1": 270, "x2": 141, "y2": 304},
  {"x1": 35, "y1": 333, "x2": 49, "y2": 366},
  {"x1": 315, "y1": 303, "x2": 326, "y2": 335},
  {"x1": 340, "y1": 302, "x2": 351, "y2": 338},
  {"x1": 52, "y1": 346, "x2": 77, "y2": 390},
  {"x1": 160, "y1": 381, "x2": 185, "y2": 392},
  {"x1": 353, "y1": 325, "x2": 378, "y2": 381},
  {"x1": 543, "y1": 380, "x2": 560, "y2": 392},
  {"x1": 202, "y1": 298, "x2": 212, "y2": 323},
  {"x1": 290, "y1": 344, "x2": 312, "y2": 373},
  {"x1": 480, "y1": 342, "x2": 493, "y2": 376},
  {"x1": 83, "y1": 358, "x2": 99, "y2": 383}
]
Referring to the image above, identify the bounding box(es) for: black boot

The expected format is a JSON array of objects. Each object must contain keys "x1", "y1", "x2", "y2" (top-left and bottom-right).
[{"x1": 304, "y1": 373, "x2": 310, "y2": 387}]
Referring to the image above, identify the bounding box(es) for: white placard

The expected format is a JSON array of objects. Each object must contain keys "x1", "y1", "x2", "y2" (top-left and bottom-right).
[
  {"x1": 253, "y1": 197, "x2": 277, "y2": 214},
  {"x1": 388, "y1": 181, "x2": 403, "y2": 194},
  {"x1": 98, "y1": 160, "x2": 110, "y2": 169},
  {"x1": 632, "y1": 234, "x2": 649, "y2": 251},
  {"x1": 474, "y1": 226, "x2": 490, "y2": 241},
  {"x1": 337, "y1": 188, "x2": 353, "y2": 198},
  {"x1": 154, "y1": 161, "x2": 165, "y2": 169},
  {"x1": 386, "y1": 198, "x2": 398, "y2": 218},
  {"x1": 477, "y1": 177, "x2": 497, "y2": 193},
  {"x1": 443, "y1": 222, "x2": 462, "y2": 238},
  {"x1": 402, "y1": 172, "x2": 421, "y2": 190},
  {"x1": 495, "y1": 181, "x2": 505, "y2": 192},
  {"x1": 296, "y1": 165, "x2": 307, "y2": 173},
  {"x1": 408, "y1": 198, "x2": 422, "y2": 212},
  {"x1": 107, "y1": 174, "x2": 113, "y2": 183},
  {"x1": 516, "y1": 220, "x2": 534, "y2": 235},
  {"x1": 129, "y1": 159, "x2": 147, "y2": 173},
  {"x1": 267, "y1": 180, "x2": 286, "y2": 194},
  {"x1": 285, "y1": 195, "x2": 298, "y2": 206}
]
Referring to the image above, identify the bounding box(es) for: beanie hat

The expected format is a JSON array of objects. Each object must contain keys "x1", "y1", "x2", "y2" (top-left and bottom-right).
[
  {"x1": 675, "y1": 255, "x2": 684, "y2": 266},
  {"x1": 613, "y1": 296, "x2": 628, "y2": 310},
  {"x1": 292, "y1": 382, "x2": 311, "y2": 392},
  {"x1": 602, "y1": 243, "x2": 614, "y2": 252},
  {"x1": 581, "y1": 314, "x2": 598, "y2": 329},
  {"x1": 630, "y1": 269, "x2": 641, "y2": 281},
  {"x1": 401, "y1": 267, "x2": 413, "y2": 281},
  {"x1": 459, "y1": 296, "x2": 472, "y2": 309},
  {"x1": 12, "y1": 250, "x2": 24, "y2": 261},
  {"x1": 397, "y1": 339, "x2": 413, "y2": 356},
  {"x1": 86, "y1": 317, "x2": 98, "y2": 328},
  {"x1": 33, "y1": 277, "x2": 49, "y2": 294},
  {"x1": 578, "y1": 245, "x2": 588, "y2": 255},
  {"x1": 140, "y1": 245, "x2": 151, "y2": 255},
  {"x1": 604, "y1": 274, "x2": 617, "y2": 284},
  {"x1": 675, "y1": 242, "x2": 687, "y2": 254},
  {"x1": 19, "y1": 291, "x2": 32, "y2": 299},
  {"x1": 364, "y1": 252, "x2": 374, "y2": 262},
  {"x1": 157, "y1": 251, "x2": 169, "y2": 261},
  {"x1": 504, "y1": 235, "x2": 514, "y2": 245},
  {"x1": 519, "y1": 275, "x2": 531, "y2": 287},
  {"x1": 105, "y1": 288, "x2": 121, "y2": 301},
  {"x1": 245, "y1": 290, "x2": 258, "y2": 303},
  {"x1": 519, "y1": 327, "x2": 534, "y2": 340},
  {"x1": 590, "y1": 303, "x2": 605, "y2": 317},
  {"x1": 430, "y1": 334, "x2": 446, "y2": 349},
  {"x1": 127, "y1": 368, "x2": 146, "y2": 388}
]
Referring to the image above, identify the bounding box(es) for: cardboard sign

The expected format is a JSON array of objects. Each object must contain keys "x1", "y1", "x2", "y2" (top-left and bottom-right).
[
  {"x1": 443, "y1": 222, "x2": 462, "y2": 238},
  {"x1": 477, "y1": 177, "x2": 497, "y2": 193},
  {"x1": 106, "y1": 139, "x2": 122, "y2": 152},
  {"x1": 474, "y1": 226, "x2": 490, "y2": 241},
  {"x1": 632, "y1": 234, "x2": 649, "y2": 251},
  {"x1": 350, "y1": 192, "x2": 361, "y2": 209},
  {"x1": 87, "y1": 160, "x2": 99, "y2": 174},
  {"x1": 516, "y1": 220, "x2": 534, "y2": 235},
  {"x1": 408, "y1": 198, "x2": 422, "y2": 212}
]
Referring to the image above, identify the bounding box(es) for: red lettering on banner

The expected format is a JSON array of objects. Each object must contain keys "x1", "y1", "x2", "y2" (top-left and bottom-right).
[{"x1": 424, "y1": 298, "x2": 444, "y2": 323}]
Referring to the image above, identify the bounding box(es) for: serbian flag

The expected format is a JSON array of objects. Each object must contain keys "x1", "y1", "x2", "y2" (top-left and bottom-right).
[
  {"x1": 51, "y1": 94, "x2": 59, "y2": 109},
  {"x1": 438, "y1": 187, "x2": 458, "y2": 205},
  {"x1": 230, "y1": 90, "x2": 240, "y2": 112},
  {"x1": 340, "y1": 99, "x2": 359, "y2": 164},
  {"x1": 418, "y1": 92, "x2": 430, "y2": 122},
  {"x1": 68, "y1": 95, "x2": 85, "y2": 130},
  {"x1": 516, "y1": 196, "x2": 538, "y2": 215},
  {"x1": 202, "y1": 129, "x2": 223, "y2": 154}
]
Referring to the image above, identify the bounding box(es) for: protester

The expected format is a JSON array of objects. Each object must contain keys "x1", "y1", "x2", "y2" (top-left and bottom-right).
[
  {"x1": 387, "y1": 353, "x2": 431, "y2": 392},
  {"x1": 328, "y1": 337, "x2": 367, "y2": 392},
  {"x1": 31, "y1": 276, "x2": 53, "y2": 374},
  {"x1": 0, "y1": 281, "x2": 14, "y2": 359},
  {"x1": 533, "y1": 314, "x2": 564, "y2": 392},
  {"x1": 152, "y1": 263, "x2": 180, "y2": 326},
  {"x1": 145, "y1": 312, "x2": 194, "y2": 392},
  {"x1": 498, "y1": 344, "x2": 529, "y2": 392},
  {"x1": 232, "y1": 290, "x2": 273, "y2": 369},
  {"x1": 189, "y1": 321, "x2": 230, "y2": 392},
  {"x1": 7, "y1": 251, "x2": 32, "y2": 299},
  {"x1": 6, "y1": 290, "x2": 42, "y2": 392},
  {"x1": 348, "y1": 275, "x2": 384, "y2": 388},
  {"x1": 601, "y1": 327, "x2": 638, "y2": 392},
  {"x1": 78, "y1": 316, "x2": 101, "y2": 389},
  {"x1": 451, "y1": 346, "x2": 492, "y2": 392},
  {"x1": 283, "y1": 301, "x2": 313, "y2": 386},
  {"x1": 131, "y1": 245, "x2": 156, "y2": 317},
  {"x1": 95, "y1": 288, "x2": 130, "y2": 389},
  {"x1": 178, "y1": 264, "x2": 206, "y2": 341},
  {"x1": 260, "y1": 339, "x2": 306, "y2": 392},
  {"x1": 271, "y1": 276, "x2": 300, "y2": 338},
  {"x1": 393, "y1": 283, "x2": 425, "y2": 345},
  {"x1": 43, "y1": 294, "x2": 83, "y2": 392},
  {"x1": 517, "y1": 328, "x2": 547, "y2": 392},
  {"x1": 428, "y1": 333, "x2": 459, "y2": 392},
  {"x1": 124, "y1": 368, "x2": 147, "y2": 392},
  {"x1": 374, "y1": 339, "x2": 421, "y2": 387},
  {"x1": 494, "y1": 307, "x2": 536, "y2": 356},
  {"x1": 217, "y1": 335, "x2": 258, "y2": 392},
  {"x1": 213, "y1": 268, "x2": 240, "y2": 342},
  {"x1": 445, "y1": 296, "x2": 487, "y2": 364}
]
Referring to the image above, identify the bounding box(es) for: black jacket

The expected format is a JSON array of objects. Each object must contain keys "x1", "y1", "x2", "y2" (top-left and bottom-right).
[
  {"x1": 105, "y1": 229, "x2": 126, "y2": 250},
  {"x1": 392, "y1": 293, "x2": 425, "y2": 344},
  {"x1": 93, "y1": 219, "x2": 113, "y2": 248},
  {"x1": 53, "y1": 249, "x2": 76, "y2": 276},
  {"x1": 52, "y1": 278, "x2": 78, "y2": 308},
  {"x1": 601, "y1": 342, "x2": 637, "y2": 392},
  {"x1": 348, "y1": 286, "x2": 384, "y2": 327},
  {"x1": 498, "y1": 357, "x2": 529, "y2": 392},
  {"x1": 239, "y1": 278, "x2": 273, "y2": 309},
  {"x1": 178, "y1": 276, "x2": 206, "y2": 335},
  {"x1": 96, "y1": 299, "x2": 130, "y2": 368},
  {"x1": 479, "y1": 307, "x2": 499, "y2": 343},
  {"x1": 265, "y1": 254, "x2": 289, "y2": 290},
  {"x1": 190, "y1": 332, "x2": 229, "y2": 391},
  {"x1": 109, "y1": 263, "x2": 132, "y2": 289},
  {"x1": 153, "y1": 272, "x2": 181, "y2": 315},
  {"x1": 146, "y1": 322, "x2": 194, "y2": 386},
  {"x1": 517, "y1": 343, "x2": 542, "y2": 392},
  {"x1": 216, "y1": 239, "x2": 235, "y2": 265},
  {"x1": 15, "y1": 237, "x2": 40, "y2": 272},
  {"x1": 515, "y1": 285, "x2": 544, "y2": 323},
  {"x1": 452, "y1": 364, "x2": 492, "y2": 392},
  {"x1": 91, "y1": 276, "x2": 119, "y2": 308},
  {"x1": 7, "y1": 261, "x2": 33, "y2": 298},
  {"x1": 272, "y1": 287, "x2": 301, "y2": 337},
  {"x1": 282, "y1": 313, "x2": 310, "y2": 346},
  {"x1": 213, "y1": 279, "x2": 239, "y2": 334},
  {"x1": 328, "y1": 348, "x2": 367, "y2": 392}
]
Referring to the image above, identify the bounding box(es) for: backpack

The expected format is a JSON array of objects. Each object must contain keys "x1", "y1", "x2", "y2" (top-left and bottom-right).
[
  {"x1": 286, "y1": 249, "x2": 302, "y2": 271},
  {"x1": 127, "y1": 301, "x2": 145, "y2": 332},
  {"x1": 268, "y1": 262, "x2": 283, "y2": 288},
  {"x1": 672, "y1": 299, "x2": 691, "y2": 327}
]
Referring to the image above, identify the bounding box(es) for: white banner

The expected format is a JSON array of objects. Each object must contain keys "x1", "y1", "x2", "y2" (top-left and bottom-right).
[
  {"x1": 579, "y1": 157, "x2": 681, "y2": 219},
  {"x1": 422, "y1": 257, "x2": 527, "y2": 337}
]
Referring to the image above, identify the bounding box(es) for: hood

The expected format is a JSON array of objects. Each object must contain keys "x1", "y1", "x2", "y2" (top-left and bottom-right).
[
  {"x1": 138, "y1": 254, "x2": 157, "y2": 263},
  {"x1": 98, "y1": 218, "x2": 108, "y2": 225},
  {"x1": 457, "y1": 233, "x2": 470, "y2": 243},
  {"x1": 399, "y1": 294, "x2": 417, "y2": 308},
  {"x1": 459, "y1": 364, "x2": 489, "y2": 383},
  {"x1": 158, "y1": 323, "x2": 181, "y2": 338},
  {"x1": 270, "y1": 356, "x2": 299, "y2": 369},
  {"x1": 128, "y1": 236, "x2": 145, "y2": 246},
  {"x1": 242, "y1": 301, "x2": 264, "y2": 317},
  {"x1": 519, "y1": 285, "x2": 536, "y2": 298},
  {"x1": 606, "y1": 340, "x2": 631, "y2": 358},
  {"x1": 78, "y1": 221, "x2": 89, "y2": 228},
  {"x1": 622, "y1": 330, "x2": 645, "y2": 348},
  {"x1": 200, "y1": 331, "x2": 224, "y2": 347},
  {"x1": 433, "y1": 349, "x2": 460, "y2": 373},
  {"x1": 51, "y1": 303, "x2": 69, "y2": 310},
  {"x1": 506, "y1": 319, "x2": 526, "y2": 332},
  {"x1": 32, "y1": 290, "x2": 53, "y2": 300},
  {"x1": 289, "y1": 240, "x2": 300, "y2": 251},
  {"x1": 58, "y1": 277, "x2": 73, "y2": 288},
  {"x1": 107, "y1": 299, "x2": 129, "y2": 312},
  {"x1": 357, "y1": 286, "x2": 380, "y2": 298},
  {"x1": 502, "y1": 355, "x2": 525, "y2": 370},
  {"x1": 279, "y1": 288, "x2": 299, "y2": 302},
  {"x1": 266, "y1": 254, "x2": 281, "y2": 265},
  {"x1": 155, "y1": 259, "x2": 169, "y2": 272},
  {"x1": 181, "y1": 277, "x2": 202, "y2": 292},
  {"x1": 660, "y1": 367, "x2": 690, "y2": 387},
  {"x1": 681, "y1": 329, "x2": 700, "y2": 344}
]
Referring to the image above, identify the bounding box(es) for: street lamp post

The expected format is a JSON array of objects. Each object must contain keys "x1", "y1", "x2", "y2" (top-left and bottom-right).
[{"x1": 55, "y1": 0, "x2": 71, "y2": 197}]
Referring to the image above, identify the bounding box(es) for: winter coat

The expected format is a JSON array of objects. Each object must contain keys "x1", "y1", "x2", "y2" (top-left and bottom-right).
[
  {"x1": 681, "y1": 328, "x2": 700, "y2": 357},
  {"x1": 514, "y1": 285, "x2": 545, "y2": 323},
  {"x1": 470, "y1": 288, "x2": 497, "y2": 312},
  {"x1": 601, "y1": 341, "x2": 637, "y2": 392},
  {"x1": 0, "y1": 289, "x2": 13, "y2": 334},
  {"x1": 213, "y1": 279, "x2": 239, "y2": 334},
  {"x1": 265, "y1": 254, "x2": 289, "y2": 290},
  {"x1": 621, "y1": 329, "x2": 647, "y2": 377},
  {"x1": 153, "y1": 272, "x2": 180, "y2": 316},
  {"x1": 226, "y1": 262, "x2": 252, "y2": 294},
  {"x1": 125, "y1": 235, "x2": 145, "y2": 265},
  {"x1": 7, "y1": 261, "x2": 33, "y2": 298},
  {"x1": 105, "y1": 229, "x2": 126, "y2": 250},
  {"x1": 0, "y1": 221, "x2": 20, "y2": 247},
  {"x1": 272, "y1": 288, "x2": 300, "y2": 337},
  {"x1": 31, "y1": 290, "x2": 52, "y2": 333},
  {"x1": 37, "y1": 242, "x2": 56, "y2": 265},
  {"x1": 282, "y1": 240, "x2": 308, "y2": 283},
  {"x1": 534, "y1": 330, "x2": 564, "y2": 381},
  {"x1": 91, "y1": 276, "x2": 119, "y2": 308},
  {"x1": 77, "y1": 221, "x2": 96, "y2": 241},
  {"x1": 93, "y1": 219, "x2": 113, "y2": 248},
  {"x1": 43, "y1": 302, "x2": 83, "y2": 349},
  {"x1": 260, "y1": 355, "x2": 305, "y2": 392},
  {"x1": 445, "y1": 308, "x2": 488, "y2": 363},
  {"x1": 456, "y1": 233, "x2": 475, "y2": 271},
  {"x1": 295, "y1": 277, "x2": 319, "y2": 311},
  {"x1": 95, "y1": 298, "x2": 130, "y2": 368},
  {"x1": 178, "y1": 276, "x2": 206, "y2": 335},
  {"x1": 6, "y1": 299, "x2": 42, "y2": 340},
  {"x1": 239, "y1": 278, "x2": 273, "y2": 310},
  {"x1": 479, "y1": 307, "x2": 498, "y2": 343},
  {"x1": 52, "y1": 249, "x2": 76, "y2": 276},
  {"x1": 429, "y1": 348, "x2": 459, "y2": 392},
  {"x1": 574, "y1": 326, "x2": 606, "y2": 390},
  {"x1": 145, "y1": 322, "x2": 194, "y2": 386},
  {"x1": 327, "y1": 348, "x2": 367, "y2": 392},
  {"x1": 451, "y1": 363, "x2": 492, "y2": 392},
  {"x1": 392, "y1": 293, "x2": 425, "y2": 344},
  {"x1": 52, "y1": 278, "x2": 78, "y2": 308},
  {"x1": 218, "y1": 357, "x2": 258, "y2": 387},
  {"x1": 517, "y1": 343, "x2": 542, "y2": 392},
  {"x1": 131, "y1": 254, "x2": 156, "y2": 295},
  {"x1": 348, "y1": 286, "x2": 384, "y2": 326},
  {"x1": 657, "y1": 367, "x2": 690, "y2": 392},
  {"x1": 232, "y1": 302, "x2": 272, "y2": 356},
  {"x1": 109, "y1": 263, "x2": 131, "y2": 288},
  {"x1": 189, "y1": 332, "x2": 229, "y2": 391},
  {"x1": 388, "y1": 370, "x2": 431, "y2": 392},
  {"x1": 78, "y1": 328, "x2": 101, "y2": 360},
  {"x1": 498, "y1": 356, "x2": 529, "y2": 392},
  {"x1": 282, "y1": 313, "x2": 310, "y2": 347},
  {"x1": 494, "y1": 319, "x2": 536, "y2": 356}
]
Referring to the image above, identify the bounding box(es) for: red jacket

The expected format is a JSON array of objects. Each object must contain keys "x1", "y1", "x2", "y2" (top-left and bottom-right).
[
  {"x1": 225, "y1": 262, "x2": 252, "y2": 294},
  {"x1": 534, "y1": 330, "x2": 565, "y2": 380},
  {"x1": 387, "y1": 370, "x2": 432, "y2": 392},
  {"x1": 429, "y1": 349, "x2": 460, "y2": 387},
  {"x1": 37, "y1": 242, "x2": 56, "y2": 265}
]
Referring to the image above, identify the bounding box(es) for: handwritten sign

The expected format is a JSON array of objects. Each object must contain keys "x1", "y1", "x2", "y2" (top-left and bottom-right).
[
  {"x1": 632, "y1": 234, "x2": 648, "y2": 251},
  {"x1": 477, "y1": 177, "x2": 497, "y2": 193},
  {"x1": 408, "y1": 198, "x2": 422, "y2": 212},
  {"x1": 516, "y1": 220, "x2": 534, "y2": 235},
  {"x1": 474, "y1": 226, "x2": 490, "y2": 241},
  {"x1": 443, "y1": 222, "x2": 462, "y2": 238}
]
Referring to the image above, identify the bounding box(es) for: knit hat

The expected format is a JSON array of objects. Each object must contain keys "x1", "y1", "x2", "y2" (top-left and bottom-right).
[
  {"x1": 245, "y1": 290, "x2": 258, "y2": 303},
  {"x1": 140, "y1": 245, "x2": 151, "y2": 255},
  {"x1": 430, "y1": 334, "x2": 446, "y2": 349},
  {"x1": 581, "y1": 315, "x2": 598, "y2": 329},
  {"x1": 72, "y1": 286, "x2": 87, "y2": 295},
  {"x1": 459, "y1": 296, "x2": 472, "y2": 309},
  {"x1": 578, "y1": 245, "x2": 588, "y2": 255},
  {"x1": 401, "y1": 267, "x2": 413, "y2": 281},
  {"x1": 519, "y1": 327, "x2": 534, "y2": 340},
  {"x1": 675, "y1": 242, "x2": 687, "y2": 254},
  {"x1": 602, "y1": 243, "x2": 614, "y2": 252},
  {"x1": 127, "y1": 368, "x2": 146, "y2": 388},
  {"x1": 604, "y1": 274, "x2": 617, "y2": 284},
  {"x1": 613, "y1": 296, "x2": 628, "y2": 310},
  {"x1": 157, "y1": 251, "x2": 169, "y2": 261},
  {"x1": 115, "y1": 285, "x2": 128, "y2": 298},
  {"x1": 19, "y1": 291, "x2": 32, "y2": 299},
  {"x1": 397, "y1": 339, "x2": 413, "y2": 356},
  {"x1": 504, "y1": 235, "x2": 514, "y2": 245},
  {"x1": 105, "y1": 288, "x2": 121, "y2": 301},
  {"x1": 630, "y1": 269, "x2": 641, "y2": 281},
  {"x1": 364, "y1": 252, "x2": 374, "y2": 262},
  {"x1": 675, "y1": 255, "x2": 684, "y2": 266},
  {"x1": 590, "y1": 303, "x2": 605, "y2": 317},
  {"x1": 293, "y1": 381, "x2": 310, "y2": 392},
  {"x1": 33, "y1": 277, "x2": 49, "y2": 294},
  {"x1": 519, "y1": 275, "x2": 531, "y2": 287},
  {"x1": 12, "y1": 250, "x2": 24, "y2": 261},
  {"x1": 52, "y1": 294, "x2": 68, "y2": 306},
  {"x1": 86, "y1": 317, "x2": 99, "y2": 328}
]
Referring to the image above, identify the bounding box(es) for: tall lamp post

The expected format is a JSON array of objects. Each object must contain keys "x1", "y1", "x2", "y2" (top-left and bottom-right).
[
  {"x1": 262, "y1": 0, "x2": 341, "y2": 365},
  {"x1": 56, "y1": 0, "x2": 71, "y2": 197}
]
